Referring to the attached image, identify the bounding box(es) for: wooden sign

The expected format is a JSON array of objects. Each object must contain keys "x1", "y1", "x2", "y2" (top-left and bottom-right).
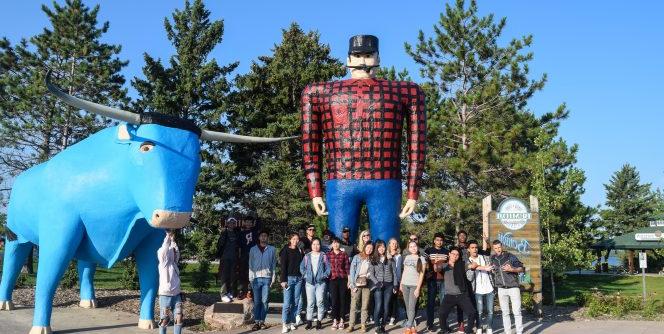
[{"x1": 484, "y1": 195, "x2": 543, "y2": 315}]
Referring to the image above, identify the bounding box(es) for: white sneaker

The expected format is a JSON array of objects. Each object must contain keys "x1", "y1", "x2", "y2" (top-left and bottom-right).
[
  {"x1": 282, "y1": 324, "x2": 289, "y2": 333},
  {"x1": 290, "y1": 323, "x2": 297, "y2": 331},
  {"x1": 476, "y1": 329, "x2": 483, "y2": 334},
  {"x1": 296, "y1": 315, "x2": 303, "y2": 326},
  {"x1": 486, "y1": 329, "x2": 493, "y2": 334},
  {"x1": 221, "y1": 294, "x2": 232, "y2": 303},
  {"x1": 388, "y1": 317, "x2": 395, "y2": 326}
]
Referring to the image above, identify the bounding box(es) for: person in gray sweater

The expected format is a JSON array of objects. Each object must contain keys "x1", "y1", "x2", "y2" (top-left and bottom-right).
[
  {"x1": 249, "y1": 230, "x2": 277, "y2": 330},
  {"x1": 369, "y1": 240, "x2": 398, "y2": 334}
]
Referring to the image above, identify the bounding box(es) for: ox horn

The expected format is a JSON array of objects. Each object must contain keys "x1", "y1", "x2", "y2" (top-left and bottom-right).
[
  {"x1": 45, "y1": 71, "x2": 141, "y2": 124},
  {"x1": 200, "y1": 130, "x2": 298, "y2": 143},
  {"x1": 46, "y1": 71, "x2": 299, "y2": 144}
]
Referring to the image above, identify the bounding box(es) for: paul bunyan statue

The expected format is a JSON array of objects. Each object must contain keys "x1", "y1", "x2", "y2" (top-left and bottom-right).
[
  {"x1": 301, "y1": 35, "x2": 427, "y2": 242},
  {"x1": 0, "y1": 73, "x2": 293, "y2": 334}
]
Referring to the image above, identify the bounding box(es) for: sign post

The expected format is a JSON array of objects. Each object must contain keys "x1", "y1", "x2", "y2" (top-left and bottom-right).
[
  {"x1": 484, "y1": 196, "x2": 543, "y2": 316},
  {"x1": 639, "y1": 251, "x2": 647, "y2": 303}
]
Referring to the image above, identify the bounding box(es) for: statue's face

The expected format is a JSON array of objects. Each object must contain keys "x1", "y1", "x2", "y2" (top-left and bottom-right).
[{"x1": 347, "y1": 52, "x2": 380, "y2": 76}]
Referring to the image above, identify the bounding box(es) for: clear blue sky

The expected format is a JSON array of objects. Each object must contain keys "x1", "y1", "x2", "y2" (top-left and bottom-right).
[{"x1": 2, "y1": 1, "x2": 663, "y2": 208}]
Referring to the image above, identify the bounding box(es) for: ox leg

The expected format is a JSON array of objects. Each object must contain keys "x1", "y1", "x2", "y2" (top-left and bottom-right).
[
  {"x1": 134, "y1": 228, "x2": 165, "y2": 329},
  {"x1": 77, "y1": 260, "x2": 97, "y2": 308},
  {"x1": 31, "y1": 223, "x2": 82, "y2": 334},
  {"x1": 0, "y1": 239, "x2": 33, "y2": 310}
]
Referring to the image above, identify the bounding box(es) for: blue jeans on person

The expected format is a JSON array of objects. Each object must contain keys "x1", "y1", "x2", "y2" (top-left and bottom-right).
[
  {"x1": 282, "y1": 276, "x2": 303, "y2": 324},
  {"x1": 475, "y1": 291, "x2": 495, "y2": 330},
  {"x1": 252, "y1": 277, "x2": 271, "y2": 323},
  {"x1": 159, "y1": 294, "x2": 182, "y2": 334},
  {"x1": 427, "y1": 279, "x2": 445, "y2": 328},
  {"x1": 326, "y1": 179, "x2": 401, "y2": 243},
  {"x1": 373, "y1": 285, "x2": 393, "y2": 327},
  {"x1": 306, "y1": 282, "x2": 327, "y2": 321}
]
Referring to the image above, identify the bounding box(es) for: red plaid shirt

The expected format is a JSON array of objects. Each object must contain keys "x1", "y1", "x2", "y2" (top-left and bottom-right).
[
  {"x1": 327, "y1": 249, "x2": 351, "y2": 279},
  {"x1": 301, "y1": 78, "x2": 426, "y2": 200}
]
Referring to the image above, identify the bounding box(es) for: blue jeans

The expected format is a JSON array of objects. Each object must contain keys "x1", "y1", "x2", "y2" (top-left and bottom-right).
[
  {"x1": 373, "y1": 286, "x2": 394, "y2": 327},
  {"x1": 327, "y1": 179, "x2": 401, "y2": 242},
  {"x1": 305, "y1": 282, "x2": 327, "y2": 321},
  {"x1": 158, "y1": 294, "x2": 182, "y2": 334},
  {"x1": 252, "y1": 277, "x2": 271, "y2": 322},
  {"x1": 426, "y1": 279, "x2": 445, "y2": 328},
  {"x1": 475, "y1": 291, "x2": 495, "y2": 330},
  {"x1": 282, "y1": 276, "x2": 303, "y2": 324}
]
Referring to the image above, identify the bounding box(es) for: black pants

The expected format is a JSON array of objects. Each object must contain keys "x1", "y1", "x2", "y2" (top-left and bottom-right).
[
  {"x1": 387, "y1": 289, "x2": 400, "y2": 320},
  {"x1": 219, "y1": 257, "x2": 237, "y2": 296},
  {"x1": 373, "y1": 286, "x2": 393, "y2": 327},
  {"x1": 238, "y1": 252, "x2": 250, "y2": 294},
  {"x1": 330, "y1": 278, "x2": 349, "y2": 321},
  {"x1": 439, "y1": 294, "x2": 476, "y2": 334}
]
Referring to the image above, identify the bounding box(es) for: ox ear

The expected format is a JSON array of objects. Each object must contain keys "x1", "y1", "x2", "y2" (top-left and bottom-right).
[{"x1": 116, "y1": 123, "x2": 133, "y2": 142}]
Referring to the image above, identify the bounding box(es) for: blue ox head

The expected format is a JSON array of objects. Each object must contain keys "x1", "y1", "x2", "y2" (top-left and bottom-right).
[{"x1": 46, "y1": 73, "x2": 294, "y2": 229}]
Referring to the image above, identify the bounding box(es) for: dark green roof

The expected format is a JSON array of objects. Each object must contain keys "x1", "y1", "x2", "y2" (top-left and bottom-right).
[{"x1": 592, "y1": 225, "x2": 664, "y2": 250}]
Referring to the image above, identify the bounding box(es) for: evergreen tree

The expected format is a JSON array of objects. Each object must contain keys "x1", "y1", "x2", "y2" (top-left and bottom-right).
[
  {"x1": 132, "y1": 0, "x2": 238, "y2": 259},
  {"x1": 599, "y1": 164, "x2": 654, "y2": 237},
  {"x1": 0, "y1": 0, "x2": 128, "y2": 180},
  {"x1": 228, "y1": 23, "x2": 345, "y2": 233},
  {"x1": 404, "y1": 0, "x2": 573, "y2": 239}
]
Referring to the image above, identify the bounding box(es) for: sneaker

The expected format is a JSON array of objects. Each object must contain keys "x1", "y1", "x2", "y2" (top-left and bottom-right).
[
  {"x1": 252, "y1": 323, "x2": 261, "y2": 331},
  {"x1": 457, "y1": 322, "x2": 465, "y2": 334},
  {"x1": 388, "y1": 318, "x2": 395, "y2": 326},
  {"x1": 221, "y1": 294, "x2": 232, "y2": 303},
  {"x1": 333, "y1": 320, "x2": 339, "y2": 330},
  {"x1": 485, "y1": 329, "x2": 492, "y2": 334},
  {"x1": 347, "y1": 325, "x2": 355, "y2": 333},
  {"x1": 339, "y1": 320, "x2": 345, "y2": 330},
  {"x1": 360, "y1": 325, "x2": 367, "y2": 333},
  {"x1": 411, "y1": 327, "x2": 417, "y2": 334},
  {"x1": 316, "y1": 321, "x2": 322, "y2": 330},
  {"x1": 305, "y1": 321, "x2": 313, "y2": 330},
  {"x1": 427, "y1": 326, "x2": 436, "y2": 333},
  {"x1": 282, "y1": 325, "x2": 289, "y2": 333},
  {"x1": 290, "y1": 323, "x2": 297, "y2": 331},
  {"x1": 260, "y1": 323, "x2": 268, "y2": 330},
  {"x1": 296, "y1": 315, "x2": 303, "y2": 326},
  {"x1": 476, "y1": 329, "x2": 482, "y2": 334}
]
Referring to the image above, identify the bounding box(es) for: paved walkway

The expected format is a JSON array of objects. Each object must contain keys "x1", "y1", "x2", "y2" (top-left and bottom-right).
[
  {"x1": 0, "y1": 306, "x2": 191, "y2": 334},
  {"x1": 1, "y1": 306, "x2": 662, "y2": 334}
]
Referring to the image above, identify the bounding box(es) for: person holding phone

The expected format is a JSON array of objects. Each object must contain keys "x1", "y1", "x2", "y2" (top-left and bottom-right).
[{"x1": 157, "y1": 230, "x2": 183, "y2": 334}]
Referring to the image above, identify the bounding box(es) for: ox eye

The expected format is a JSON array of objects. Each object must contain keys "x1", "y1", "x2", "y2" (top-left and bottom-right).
[{"x1": 139, "y1": 141, "x2": 155, "y2": 153}]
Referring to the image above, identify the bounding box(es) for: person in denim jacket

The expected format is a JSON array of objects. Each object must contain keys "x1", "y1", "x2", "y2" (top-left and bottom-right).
[{"x1": 300, "y1": 238, "x2": 331, "y2": 329}]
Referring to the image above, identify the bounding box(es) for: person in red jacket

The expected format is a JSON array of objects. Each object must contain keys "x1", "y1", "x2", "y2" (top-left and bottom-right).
[{"x1": 301, "y1": 34, "x2": 427, "y2": 243}]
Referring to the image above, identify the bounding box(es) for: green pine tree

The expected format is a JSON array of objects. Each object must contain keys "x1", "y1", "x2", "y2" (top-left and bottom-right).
[
  {"x1": 404, "y1": 0, "x2": 574, "y2": 240},
  {"x1": 599, "y1": 164, "x2": 654, "y2": 237},
  {"x1": 228, "y1": 23, "x2": 345, "y2": 235},
  {"x1": 0, "y1": 0, "x2": 128, "y2": 179},
  {"x1": 132, "y1": 0, "x2": 238, "y2": 259}
]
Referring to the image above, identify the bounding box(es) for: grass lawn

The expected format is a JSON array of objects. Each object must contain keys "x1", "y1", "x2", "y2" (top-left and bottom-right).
[
  {"x1": 15, "y1": 262, "x2": 663, "y2": 307},
  {"x1": 550, "y1": 274, "x2": 664, "y2": 305}
]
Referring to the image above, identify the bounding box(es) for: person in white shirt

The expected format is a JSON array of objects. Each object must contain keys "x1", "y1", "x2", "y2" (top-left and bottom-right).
[
  {"x1": 157, "y1": 229, "x2": 183, "y2": 334},
  {"x1": 466, "y1": 239, "x2": 495, "y2": 334}
]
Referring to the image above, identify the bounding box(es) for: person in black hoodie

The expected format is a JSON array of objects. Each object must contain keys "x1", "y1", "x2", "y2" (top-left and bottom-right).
[
  {"x1": 280, "y1": 232, "x2": 305, "y2": 333},
  {"x1": 437, "y1": 247, "x2": 476, "y2": 334}
]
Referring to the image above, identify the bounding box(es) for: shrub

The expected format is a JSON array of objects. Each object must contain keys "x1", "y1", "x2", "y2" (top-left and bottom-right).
[
  {"x1": 120, "y1": 257, "x2": 139, "y2": 290},
  {"x1": 521, "y1": 291, "x2": 534, "y2": 313},
  {"x1": 60, "y1": 261, "x2": 78, "y2": 289},
  {"x1": 191, "y1": 260, "x2": 211, "y2": 293},
  {"x1": 15, "y1": 273, "x2": 29, "y2": 288}
]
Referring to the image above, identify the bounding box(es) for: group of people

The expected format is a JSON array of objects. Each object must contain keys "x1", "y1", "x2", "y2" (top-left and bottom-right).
[{"x1": 242, "y1": 225, "x2": 527, "y2": 334}]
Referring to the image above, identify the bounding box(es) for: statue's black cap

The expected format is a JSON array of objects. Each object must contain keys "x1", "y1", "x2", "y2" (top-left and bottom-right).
[{"x1": 348, "y1": 35, "x2": 379, "y2": 55}]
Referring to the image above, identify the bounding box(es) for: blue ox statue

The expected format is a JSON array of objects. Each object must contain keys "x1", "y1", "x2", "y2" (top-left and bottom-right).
[{"x1": 0, "y1": 74, "x2": 294, "y2": 334}]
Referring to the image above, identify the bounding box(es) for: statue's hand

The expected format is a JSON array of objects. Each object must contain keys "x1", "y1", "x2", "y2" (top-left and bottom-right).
[
  {"x1": 399, "y1": 199, "x2": 417, "y2": 219},
  {"x1": 312, "y1": 197, "x2": 328, "y2": 216}
]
